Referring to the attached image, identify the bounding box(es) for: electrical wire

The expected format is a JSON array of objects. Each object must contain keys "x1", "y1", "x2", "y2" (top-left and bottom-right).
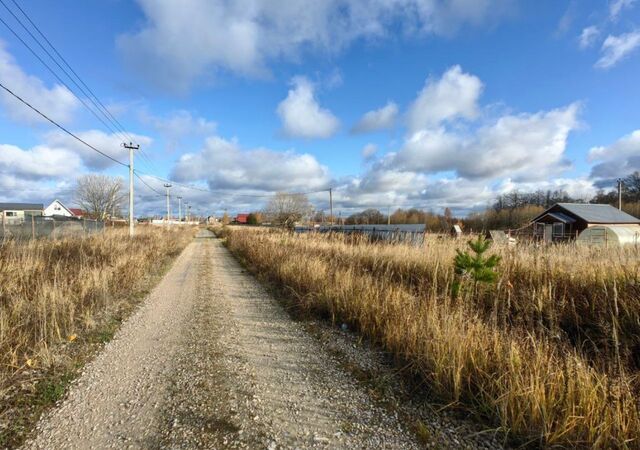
[
  {"x1": 0, "y1": 81, "x2": 128, "y2": 167},
  {"x1": 2, "y1": 0, "x2": 137, "y2": 144},
  {"x1": 133, "y1": 171, "x2": 165, "y2": 196},
  {"x1": 0, "y1": 15, "x2": 131, "y2": 142}
]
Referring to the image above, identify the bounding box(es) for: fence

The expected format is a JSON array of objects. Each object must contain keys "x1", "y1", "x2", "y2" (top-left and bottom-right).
[
  {"x1": 0, "y1": 215, "x2": 105, "y2": 240},
  {"x1": 296, "y1": 225, "x2": 430, "y2": 245}
]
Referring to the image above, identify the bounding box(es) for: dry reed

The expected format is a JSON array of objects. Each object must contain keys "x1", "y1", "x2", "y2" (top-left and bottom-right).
[
  {"x1": 224, "y1": 227, "x2": 640, "y2": 448},
  {"x1": 0, "y1": 226, "x2": 194, "y2": 447},
  {"x1": 0, "y1": 226, "x2": 193, "y2": 377}
]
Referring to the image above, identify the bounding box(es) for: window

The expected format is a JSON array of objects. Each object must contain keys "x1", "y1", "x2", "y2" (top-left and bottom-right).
[
  {"x1": 5, "y1": 211, "x2": 17, "y2": 217},
  {"x1": 553, "y1": 222, "x2": 564, "y2": 236}
]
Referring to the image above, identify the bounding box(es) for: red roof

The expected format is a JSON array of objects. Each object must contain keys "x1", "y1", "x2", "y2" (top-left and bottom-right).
[
  {"x1": 235, "y1": 213, "x2": 249, "y2": 224},
  {"x1": 69, "y1": 208, "x2": 85, "y2": 217}
]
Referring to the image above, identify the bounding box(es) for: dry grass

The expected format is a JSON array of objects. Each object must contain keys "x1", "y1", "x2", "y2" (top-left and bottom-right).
[
  {"x1": 0, "y1": 226, "x2": 194, "y2": 447},
  {"x1": 223, "y1": 227, "x2": 640, "y2": 448}
]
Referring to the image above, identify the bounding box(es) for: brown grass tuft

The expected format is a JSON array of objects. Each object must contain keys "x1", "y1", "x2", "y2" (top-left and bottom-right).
[
  {"x1": 223, "y1": 227, "x2": 640, "y2": 448},
  {"x1": 0, "y1": 226, "x2": 194, "y2": 447}
]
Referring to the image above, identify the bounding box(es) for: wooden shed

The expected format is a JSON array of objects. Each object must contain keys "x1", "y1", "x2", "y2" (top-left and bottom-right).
[{"x1": 531, "y1": 203, "x2": 640, "y2": 242}]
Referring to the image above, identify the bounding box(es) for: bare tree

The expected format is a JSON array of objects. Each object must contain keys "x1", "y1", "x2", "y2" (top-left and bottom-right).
[
  {"x1": 264, "y1": 192, "x2": 312, "y2": 228},
  {"x1": 75, "y1": 174, "x2": 125, "y2": 220},
  {"x1": 624, "y1": 171, "x2": 640, "y2": 202}
]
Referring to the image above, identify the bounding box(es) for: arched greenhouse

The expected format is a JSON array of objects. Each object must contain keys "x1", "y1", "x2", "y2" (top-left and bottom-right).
[{"x1": 577, "y1": 225, "x2": 640, "y2": 247}]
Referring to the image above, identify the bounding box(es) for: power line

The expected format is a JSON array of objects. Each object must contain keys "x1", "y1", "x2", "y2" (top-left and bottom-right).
[
  {"x1": 5, "y1": 0, "x2": 137, "y2": 144},
  {"x1": 0, "y1": 0, "x2": 121, "y2": 142},
  {"x1": 134, "y1": 171, "x2": 165, "y2": 197},
  {"x1": 0, "y1": 81, "x2": 128, "y2": 167},
  {"x1": 0, "y1": 13, "x2": 128, "y2": 141},
  {"x1": 1, "y1": 80, "x2": 319, "y2": 204}
]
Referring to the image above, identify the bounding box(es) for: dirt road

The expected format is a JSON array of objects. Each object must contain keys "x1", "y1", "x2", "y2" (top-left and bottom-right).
[{"x1": 22, "y1": 230, "x2": 499, "y2": 449}]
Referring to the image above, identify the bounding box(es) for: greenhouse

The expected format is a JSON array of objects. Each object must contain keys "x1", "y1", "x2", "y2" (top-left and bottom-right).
[{"x1": 577, "y1": 225, "x2": 640, "y2": 247}]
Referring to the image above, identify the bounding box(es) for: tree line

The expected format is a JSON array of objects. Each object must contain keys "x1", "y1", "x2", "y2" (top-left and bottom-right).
[
  {"x1": 334, "y1": 171, "x2": 640, "y2": 231},
  {"x1": 71, "y1": 170, "x2": 636, "y2": 229}
]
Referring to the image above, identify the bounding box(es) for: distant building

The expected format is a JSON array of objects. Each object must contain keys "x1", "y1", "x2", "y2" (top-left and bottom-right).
[
  {"x1": 0, "y1": 203, "x2": 44, "y2": 224},
  {"x1": 44, "y1": 200, "x2": 86, "y2": 219},
  {"x1": 234, "y1": 213, "x2": 249, "y2": 224},
  {"x1": 531, "y1": 203, "x2": 640, "y2": 242}
]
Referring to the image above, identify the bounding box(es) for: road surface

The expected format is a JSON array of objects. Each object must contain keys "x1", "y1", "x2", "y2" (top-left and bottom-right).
[
  {"x1": 25, "y1": 231, "x2": 419, "y2": 449},
  {"x1": 23, "y1": 230, "x2": 428, "y2": 449}
]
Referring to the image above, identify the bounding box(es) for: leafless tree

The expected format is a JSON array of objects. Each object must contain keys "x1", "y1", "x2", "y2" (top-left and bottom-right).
[
  {"x1": 624, "y1": 171, "x2": 640, "y2": 202},
  {"x1": 75, "y1": 174, "x2": 125, "y2": 220},
  {"x1": 264, "y1": 192, "x2": 312, "y2": 228}
]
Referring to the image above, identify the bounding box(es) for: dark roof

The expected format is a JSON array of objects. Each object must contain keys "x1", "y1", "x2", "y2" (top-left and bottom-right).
[
  {"x1": 545, "y1": 212, "x2": 576, "y2": 223},
  {"x1": 0, "y1": 202, "x2": 43, "y2": 211},
  {"x1": 533, "y1": 203, "x2": 640, "y2": 224}
]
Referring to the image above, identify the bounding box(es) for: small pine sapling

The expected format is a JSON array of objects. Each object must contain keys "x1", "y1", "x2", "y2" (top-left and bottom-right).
[{"x1": 452, "y1": 235, "x2": 501, "y2": 298}]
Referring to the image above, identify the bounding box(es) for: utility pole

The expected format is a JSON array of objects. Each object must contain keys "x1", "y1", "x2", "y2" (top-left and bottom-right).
[
  {"x1": 329, "y1": 188, "x2": 333, "y2": 227},
  {"x1": 617, "y1": 178, "x2": 623, "y2": 210},
  {"x1": 123, "y1": 142, "x2": 139, "y2": 237},
  {"x1": 188, "y1": 204, "x2": 192, "y2": 223},
  {"x1": 177, "y1": 196, "x2": 182, "y2": 223},
  {"x1": 164, "y1": 183, "x2": 172, "y2": 224}
]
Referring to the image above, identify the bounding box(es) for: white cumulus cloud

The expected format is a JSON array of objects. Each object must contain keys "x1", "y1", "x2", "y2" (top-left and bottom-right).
[
  {"x1": 588, "y1": 129, "x2": 640, "y2": 179},
  {"x1": 352, "y1": 102, "x2": 398, "y2": 133},
  {"x1": 579, "y1": 26, "x2": 600, "y2": 49},
  {"x1": 45, "y1": 130, "x2": 153, "y2": 170},
  {"x1": 407, "y1": 65, "x2": 483, "y2": 131},
  {"x1": 362, "y1": 143, "x2": 378, "y2": 160},
  {"x1": 610, "y1": 0, "x2": 636, "y2": 19},
  {"x1": 277, "y1": 77, "x2": 339, "y2": 139},
  {"x1": 139, "y1": 109, "x2": 216, "y2": 151},
  {"x1": 0, "y1": 40, "x2": 78, "y2": 125},
  {"x1": 393, "y1": 103, "x2": 580, "y2": 180},
  {"x1": 171, "y1": 135, "x2": 332, "y2": 192},
  {"x1": 118, "y1": 0, "x2": 515, "y2": 90},
  {"x1": 595, "y1": 30, "x2": 640, "y2": 68},
  {"x1": 0, "y1": 143, "x2": 82, "y2": 180}
]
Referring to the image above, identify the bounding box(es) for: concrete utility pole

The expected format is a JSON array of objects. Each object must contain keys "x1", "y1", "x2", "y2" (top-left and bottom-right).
[
  {"x1": 617, "y1": 178, "x2": 623, "y2": 210},
  {"x1": 177, "y1": 196, "x2": 183, "y2": 223},
  {"x1": 329, "y1": 188, "x2": 333, "y2": 227},
  {"x1": 164, "y1": 183, "x2": 172, "y2": 224},
  {"x1": 123, "y1": 142, "x2": 139, "y2": 237}
]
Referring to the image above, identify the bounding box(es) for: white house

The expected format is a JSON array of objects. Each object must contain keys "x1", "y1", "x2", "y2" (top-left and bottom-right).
[
  {"x1": 44, "y1": 200, "x2": 85, "y2": 218},
  {"x1": 0, "y1": 203, "x2": 43, "y2": 224}
]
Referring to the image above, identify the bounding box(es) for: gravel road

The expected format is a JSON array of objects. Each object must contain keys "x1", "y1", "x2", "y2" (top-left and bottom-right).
[{"x1": 22, "y1": 229, "x2": 503, "y2": 449}]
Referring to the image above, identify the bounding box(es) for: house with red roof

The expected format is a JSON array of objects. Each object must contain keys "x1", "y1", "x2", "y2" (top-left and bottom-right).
[
  {"x1": 44, "y1": 200, "x2": 87, "y2": 219},
  {"x1": 234, "y1": 213, "x2": 249, "y2": 224}
]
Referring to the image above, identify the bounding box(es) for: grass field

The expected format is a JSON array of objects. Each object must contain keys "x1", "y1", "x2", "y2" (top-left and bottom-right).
[
  {"x1": 221, "y1": 226, "x2": 640, "y2": 448},
  {"x1": 0, "y1": 226, "x2": 194, "y2": 447}
]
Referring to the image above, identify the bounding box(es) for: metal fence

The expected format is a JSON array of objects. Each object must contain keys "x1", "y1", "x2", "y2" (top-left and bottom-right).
[
  {"x1": 296, "y1": 224, "x2": 429, "y2": 245},
  {"x1": 0, "y1": 216, "x2": 105, "y2": 240}
]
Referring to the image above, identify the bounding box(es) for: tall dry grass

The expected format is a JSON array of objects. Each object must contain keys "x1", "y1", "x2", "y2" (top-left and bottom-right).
[
  {"x1": 224, "y1": 227, "x2": 640, "y2": 448},
  {"x1": 0, "y1": 226, "x2": 193, "y2": 374}
]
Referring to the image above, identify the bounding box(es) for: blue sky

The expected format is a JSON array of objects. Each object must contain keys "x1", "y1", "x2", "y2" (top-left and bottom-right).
[{"x1": 0, "y1": 0, "x2": 639, "y2": 217}]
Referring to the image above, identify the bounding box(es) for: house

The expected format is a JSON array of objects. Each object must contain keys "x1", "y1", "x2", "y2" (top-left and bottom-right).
[
  {"x1": 44, "y1": 200, "x2": 86, "y2": 219},
  {"x1": 0, "y1": 203, "x2": 44, "y2": 224},
  {"x1": 234, "y1": 213, "x2": 249, "y2": 224},
  {"x1": 531, "y1": 203, "x2": 640, "y2": 242}
]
